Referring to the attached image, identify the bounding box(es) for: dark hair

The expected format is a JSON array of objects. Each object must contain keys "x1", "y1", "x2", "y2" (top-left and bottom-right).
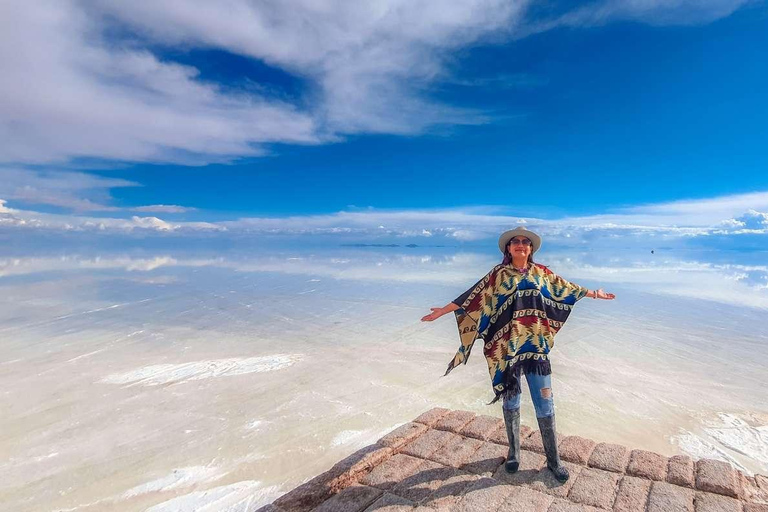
[{"x1": 501, "y1": 240, "x2": 535, "y2": 266}]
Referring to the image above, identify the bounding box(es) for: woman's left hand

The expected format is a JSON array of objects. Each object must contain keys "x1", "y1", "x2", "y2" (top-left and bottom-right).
[{"x1": 594, "y1": 288, "x2": 615, "y2": 300}]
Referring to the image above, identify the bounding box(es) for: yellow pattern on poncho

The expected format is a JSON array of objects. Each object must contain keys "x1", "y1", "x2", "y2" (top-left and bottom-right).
[{"x1": 446, "y1": 262, "x2": 588, "y2": 402}]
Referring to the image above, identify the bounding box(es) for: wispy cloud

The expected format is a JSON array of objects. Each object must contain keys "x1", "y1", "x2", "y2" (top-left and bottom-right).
[
  {"x1": 1, "y1": 1, "x2": 752, "y2": 167},
  {"x1": 522, "y1": 0, "x2": 752, "y2": 36},
  {"x1": 131, "y1": 205, "x2": 198, "y2": 214},
  {"x1": 2, "y1": 189, "x2": 767, "y2": 242},
  {"x1": 0, "y1": 167, "x2": 138, "y2": 212}
]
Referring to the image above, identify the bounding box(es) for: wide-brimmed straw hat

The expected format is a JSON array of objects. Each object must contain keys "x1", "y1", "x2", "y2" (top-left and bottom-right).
[{"x1": 498, "y1": 226, "x2": 542, "y2": 255}]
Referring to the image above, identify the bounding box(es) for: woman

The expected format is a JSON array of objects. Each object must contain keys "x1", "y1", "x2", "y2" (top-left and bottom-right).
[{"x1": 421, "y1": 226, "x2": 615, "y2": 483}]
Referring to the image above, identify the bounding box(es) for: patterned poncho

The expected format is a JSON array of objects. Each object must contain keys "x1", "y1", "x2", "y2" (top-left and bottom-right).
[{"x1": 446, "y1": 262, "x2": 589, "y2": 403}]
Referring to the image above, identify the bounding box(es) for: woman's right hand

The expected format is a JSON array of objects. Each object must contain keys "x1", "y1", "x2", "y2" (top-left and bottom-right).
[{"x1": 421, "y1": 307, "x2": 445, "y2": 322}]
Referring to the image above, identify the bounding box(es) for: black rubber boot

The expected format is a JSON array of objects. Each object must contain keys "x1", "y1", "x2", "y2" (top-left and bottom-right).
[
  {"x1": 502, "y1": 408, "x2": 521, "y2": 473},
  {"x1": 537, "y1": 415, "x2": 569, "y2": 483}
]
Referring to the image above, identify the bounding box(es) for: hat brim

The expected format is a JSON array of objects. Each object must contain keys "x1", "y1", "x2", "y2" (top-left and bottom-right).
[{"x1": 498, "y1": 227, "x2": 542, "y2": 255}]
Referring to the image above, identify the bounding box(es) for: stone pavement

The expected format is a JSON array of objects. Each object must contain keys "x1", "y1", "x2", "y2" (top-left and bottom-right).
[{"x1": 259, "y1": 408, "x2": 768, "y2": 512}]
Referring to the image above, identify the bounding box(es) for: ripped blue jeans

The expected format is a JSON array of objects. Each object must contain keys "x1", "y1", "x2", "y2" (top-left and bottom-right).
[{"x1": 501, "y1": 371, "x2": 554, "y2": 418}]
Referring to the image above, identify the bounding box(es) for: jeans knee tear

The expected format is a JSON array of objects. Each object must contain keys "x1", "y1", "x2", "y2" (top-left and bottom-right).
[{"x1": 540, "y1": 387, "x2": 552, "y2": 399}]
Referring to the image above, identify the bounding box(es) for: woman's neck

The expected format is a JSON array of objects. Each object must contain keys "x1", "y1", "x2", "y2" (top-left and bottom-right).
[{"x1": 511, "y1": 257, "x2": 528, "y2": 269}]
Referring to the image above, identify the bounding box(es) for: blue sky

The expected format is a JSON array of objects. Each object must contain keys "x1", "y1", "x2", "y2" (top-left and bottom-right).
[{"x1": 1, "y1": 0, "x2": 767, "y2": 245}]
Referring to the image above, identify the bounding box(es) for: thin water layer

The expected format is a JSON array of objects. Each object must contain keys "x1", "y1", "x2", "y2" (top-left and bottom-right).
[{"x1": 0, "y1": 246, "x2": 766, "y2": 511}]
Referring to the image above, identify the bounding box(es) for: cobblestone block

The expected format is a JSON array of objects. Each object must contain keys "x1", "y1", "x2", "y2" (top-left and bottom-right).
[
  {"x1": 588, "y1": 443, "x2": 630, "y2": 474},
  {"x1": 567, "y1": 467, "x2": 620, "y2": 509},
  {"x1": 693, "y1": 491, "x2": 743, "y2": 512},
  {"x1": 428, "y1": 433, "x2": 483, "y2": 468},
  {"x1": 434, "y1": 410, "x2": 476, "y2": 434},
  {"x1": 312, "y1": 485, "x2": 383, "y2": 512},
  {"x1": 627, "y1": 450, "x2": 668, "y2": 482},
  {"x1": 360, "y1": 453, "x2": 425, "y2": 491},
  {"x1": 400, "y1": 429, "x2": 454, "y2": 460},
  {"x1": 414, "y1": 408, "x2": 451, "y2": 427},
  {"x1": 460, "y1": 441, "x2": 506, "y2": 476},
  {"x1": 613, "y1": 475, "x2": 651, "y2": 512},
  {"x1": 378, "y1": 422, "x2": 428, "y2": 451},
  {"x1": 390, "y1": 459, "x2": 453, "y2": 503},
  {"x1": 560, "y1": 436, "x2": 597, "y2": 465},
  {"x1": 460, "y1": 414, "x2": 503, "y2": 441},
  {"x1": 422, "y1": 470, "x2": 481, "y2": 510},
  {"x1": 647, "y1": 481, "x2": 694, "y2": 512},
  {"x1": 498, "y1": 486, "x2": 553, "y2": 511},
  {"x1": 362, "y1": 493, "x2": 414, "y2": 512},
  {"x1": 668, "y1": 455, "x2": 696, "y2": 488},
  {"x1": 547, "y1": 498, "x2": 603, "y2": 511},
  {"x1": 452, "y1": 476, "x2": 516, "y2": 512},
  {"x1": 696, "y1": 459, "x2": 740, "y2": 498}
]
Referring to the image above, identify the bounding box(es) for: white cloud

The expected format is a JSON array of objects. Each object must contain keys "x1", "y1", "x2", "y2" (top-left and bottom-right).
[
  {"x1": 131, "y1": 205, "x2": 198, "y2": 214},
  {"x1": 0, "y1": 167, "x2": 138, "y2": 211},
  {"x1": 523, "y1": 0, "x2": 751, "y2": 35},
  {"x1": 1, "y1": 0, "x2": 751, "y2": 166},
  {"x1": 719, "y1": 209, "x2": 768, "y2": 232},
  {"x1": 2, "y1": 185, "x2": 767, "y2": 242},
  {"x1": 0, "y1": 1, "x2": 318, "y2": 165}
]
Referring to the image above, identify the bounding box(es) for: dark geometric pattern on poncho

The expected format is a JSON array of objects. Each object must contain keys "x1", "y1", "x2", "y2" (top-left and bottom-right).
[{"x1": 445, "y1": 263, "x2": 588, "y2": 403}]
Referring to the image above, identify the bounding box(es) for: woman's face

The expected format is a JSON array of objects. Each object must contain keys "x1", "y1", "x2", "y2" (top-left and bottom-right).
[{"x1": 507, "y1": 236, "x2": 532, "y2": 260}]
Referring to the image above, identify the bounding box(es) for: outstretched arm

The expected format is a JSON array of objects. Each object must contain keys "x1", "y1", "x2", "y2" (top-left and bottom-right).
[
  {"x1": 421, "y1": 302, "x2": 460, "y2": 322},
  {"x1": 584, "y1": 288, "x2": 616, "y2": 300}
]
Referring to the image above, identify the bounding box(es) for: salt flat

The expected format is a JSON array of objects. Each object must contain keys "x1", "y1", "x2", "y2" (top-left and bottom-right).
[{"x1": 0, "y1": 246, "x2": 766, "y2": 511}]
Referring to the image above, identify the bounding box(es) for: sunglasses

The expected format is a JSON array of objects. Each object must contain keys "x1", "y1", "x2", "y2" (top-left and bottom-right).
[{"x1": 509, "y1": 237, "x2": 532, "y2": 247}]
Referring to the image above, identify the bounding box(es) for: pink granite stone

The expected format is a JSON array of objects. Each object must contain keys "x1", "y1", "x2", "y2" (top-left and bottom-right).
[
  {"x1": 693, "y1": 491, "x2": 743, "y2": 512},
  {"x1": 330, "y1": 444, "x2": 396, "y2": 488},
  {"x1": 528, "y1": 461, "x2": 583, "y2": 499},
  {"x1": 378, "y1": 422, "x2": 429, "y2": 451},
  {"x1": 559, "y1": 436, "x2": 598, "y2": 465},
  {"x1": 696, "y1": 459, "x2": 740, "y2": 498},
  {"x1": 497, "y1": 487, "x2": 554, "y2": 511},
  {"x1": 255, "y1": 505, "x2": 282, "y2": 512},
  {"x1": 428, "y1": 433, "x2": 483, "y2": 468},
  {"x1": 488, "y1": 422, "x2": 533, "y2": 446},
  {"x1": 613, "y1": 475, "x2": 652, "y2": 512},
  {"x1": 588, "y1": 442, "x2": 630, "y2": 474},
  {"x1": 744, "y1": 504, "x2": 768, "y2": 512},
  {"x1": 460, "y1": 414, "x2": 503, "y2": 441},
  {"x1": 421, "y1": 469, "x2": 481, "y2": 510},
  {"x1": 522, "y1": 429, "x2": 563, "y2": 454},
  {"x1": 492, "y1": 449, "x2": 547, "y2": 486},
  {"x1": 414, "y1": 407, "x2": 451, "y2": 427},
  {"x1": 757, "y1": 475, "x2": 768, "y2": 492},
  {"x1": 647, "y1": 481, "x2": 695, "y2": 512},
  {"x1": 275, "y1": 444, "x2": 391, "y2": 512},
  {"x1": 452, "y1": 476, "x2": 516, "y2": 512},
  {"x1": 626, "y1": 449, "x2": 668, "y2": 482},
  {"x1": 311, "y1": 485, "x2": 383, "y2": 512},
  {"x1": 390, "y1": 458, "x2": 454, "y2": 503},
  {"x1": 742, "y1": 473, "x2": 768, "y2": 503},
  {"x1": 360, "y1": 453, "x2": 425, "y2": 491},
  {"x1": 274, "y1": 473, "x2": 334, "y2": 512},
  {"x1": 566, "y1": 467, "x2": 621, "y2": 509},
  {"x1": 668, "y1": 455, "x2": 696, "y2": 488},
  {"x1": 434, "y1": 409, "x2": 476, "y2": 434},
  {"x1": 362, "y1": 492, "x2": 414, "y2": 512},
  {"x1": 547, "y1": 498, "x2": 603, "y2": 511},
  {"x1": 400, "y1": 428, "x2": 454, "y2": 460},
  {"x1": 459, "y1": 441, "x2": 507, "y2": 476}
]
